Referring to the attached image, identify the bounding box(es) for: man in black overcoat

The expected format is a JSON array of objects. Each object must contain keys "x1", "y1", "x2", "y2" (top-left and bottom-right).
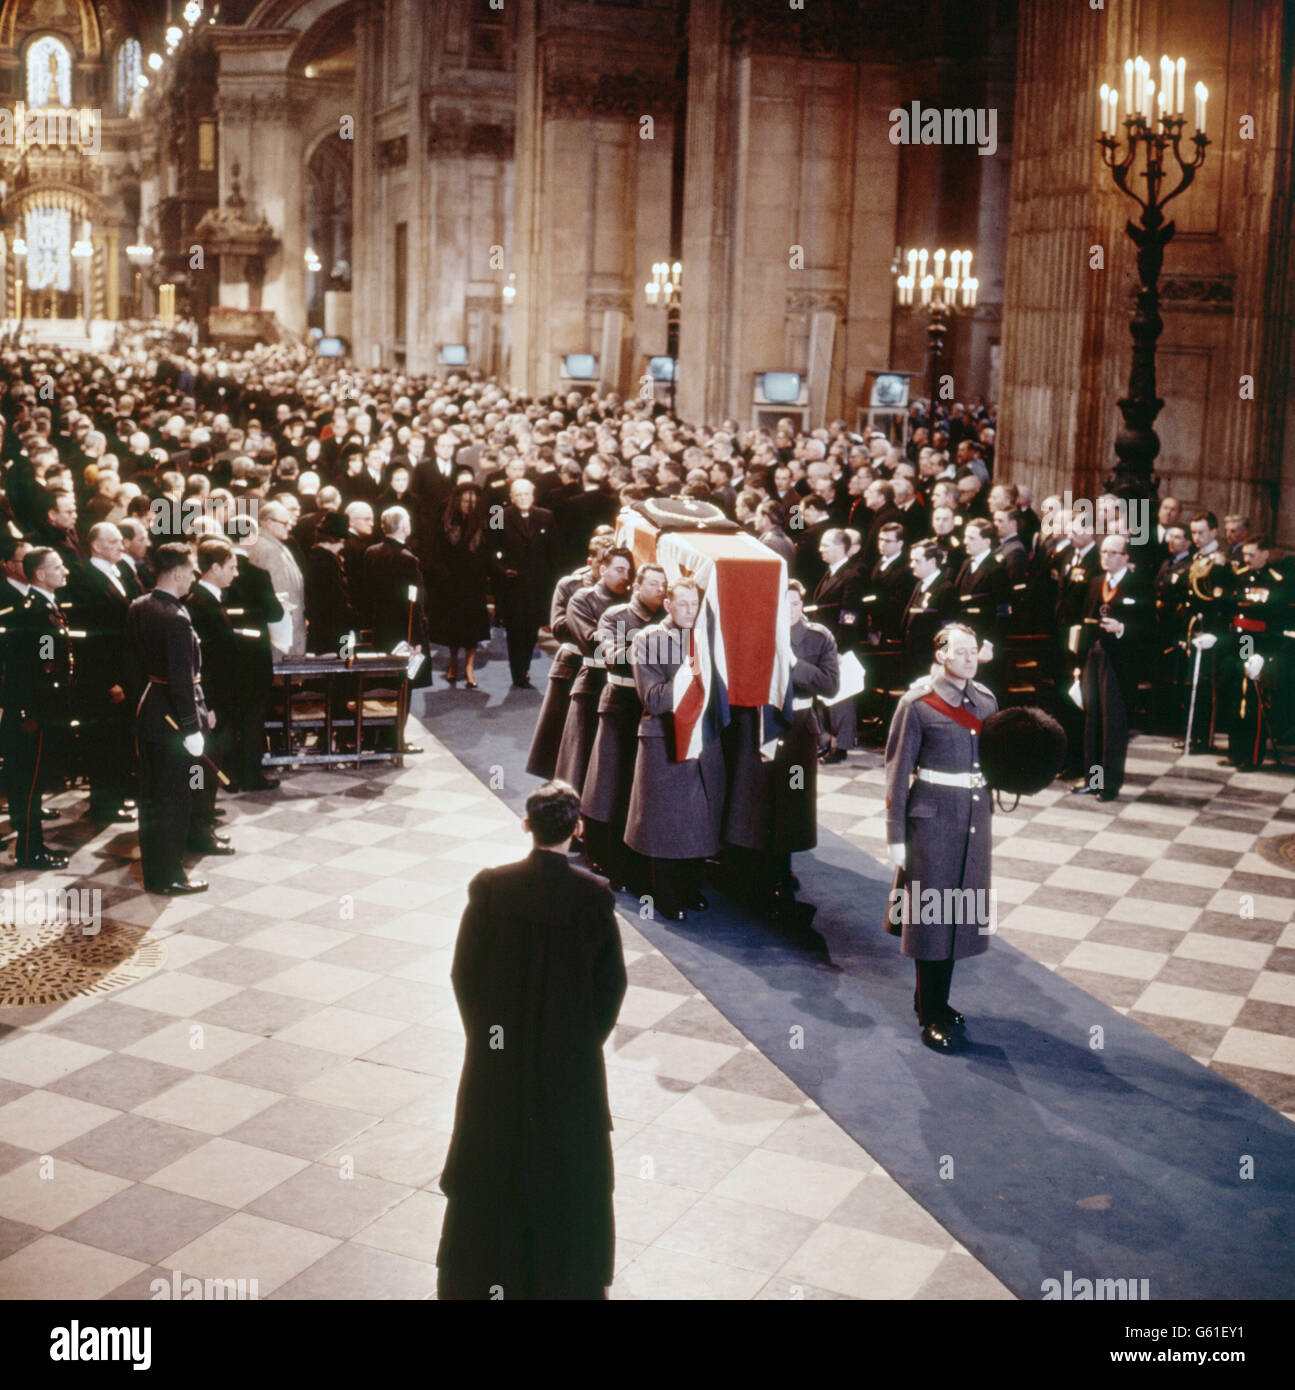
[
  {"x1": 1071, "y1": 534, "x2": 1149, "y2": 802},
  {"x1": 65, "y1": 523, "x2": 136, "y2": 821},
  {"x1": 226, "y1": 521, "x2": 284, "y2": 791},
  {"x1": 184, "y1": 539, "x2": 239, "y2": 852},
  {"x1": 438, "y1": 781, "x2": 627, "y2": 1301},
  {"x1": 493, "y1": 478, "x2": 559, "y2": 687},
  {"x1": 364, "y1": 504, "x2": 429, "y2": 651}
]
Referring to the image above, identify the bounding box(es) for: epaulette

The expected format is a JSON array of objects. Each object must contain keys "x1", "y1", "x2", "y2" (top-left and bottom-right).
[
  {"x1": 803, "y1": 619, "x2": 833, "y2": 638},
  {"x1": 971, "y1": 679, "x2": 994, "y2": 697},
  {"x1": 908, "y1": 674, "x2": 935, "y2": 693}
]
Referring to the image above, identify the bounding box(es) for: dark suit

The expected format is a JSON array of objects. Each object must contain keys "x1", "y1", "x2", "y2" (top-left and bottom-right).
[
  {"x1": 364, "y1": 537, "x2": 429, "y2": 651},
  {"x1": 225, "y1": 554, "x2": 284, "y2": 787},
  {"x1": 437, "y1": 847, "x2": 626, "y2": 1300},
  {"x1": 493, "y1": 505, "x2": 559, "y2": 684},
  {"x1": 0, "y1": 592, "x2": 73, "y2": 861},
  {"x1": 901, "y1": 575, "x2": 959, "y2": 680},
  {"x1": 305, "y1": 546, "x2": 358, "y2": 656},
  {"x1": 186, "y1": 583, "x2": 236, "y2": 831},
  {"x1": 66, "y1": 561, "x2": 134, "y2": 814},
  {"x1": 1078, "y1": 570, "x2": 1149, "y2": 796}
]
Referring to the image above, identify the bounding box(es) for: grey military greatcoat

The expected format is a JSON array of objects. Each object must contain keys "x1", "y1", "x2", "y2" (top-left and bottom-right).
[
  {"x1": 525, "y1": 566, "x2": 591, "y2": 779},
  {"x1": 624, "y1": 617, "x2": 726, "y2": 860},
  {"x1": 883, "y1": 671, "x2": 998, "y2": 960},
  {"x1": 581, "y1": 597, "x2": 657, "y2": 824},
  {"x1": 554, "y1": 580, "x2": 618, "y2": 794}
]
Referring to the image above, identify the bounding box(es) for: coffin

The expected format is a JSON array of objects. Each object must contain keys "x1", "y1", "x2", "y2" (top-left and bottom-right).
[{"x1": 617, "y1": 507, "x2": 792, "y2": 711}]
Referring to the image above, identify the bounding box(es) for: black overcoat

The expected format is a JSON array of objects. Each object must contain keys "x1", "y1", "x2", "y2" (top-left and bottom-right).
[
  {"x1": 721, "y1": 619, "x2": 839, "y2": 852},
  {"x1": 437, "y1": 848, "x2": 626, "y2": 1299}
]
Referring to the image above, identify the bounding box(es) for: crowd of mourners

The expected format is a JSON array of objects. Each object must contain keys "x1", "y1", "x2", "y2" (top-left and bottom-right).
[{"x1": 0, "y1": 322, "x2": 1286, "y2": 890}]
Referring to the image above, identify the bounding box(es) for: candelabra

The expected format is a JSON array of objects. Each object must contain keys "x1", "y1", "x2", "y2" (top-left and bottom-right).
[
  {"x1": 1098, "y1": 54, "x2": 1209, "y2": 501},
  {"x1": 644, "y1": 261, "x2": 681, "y2": 414},
  {"x1": 893, "y1": 247, "x2": 978, "y2": 435}
]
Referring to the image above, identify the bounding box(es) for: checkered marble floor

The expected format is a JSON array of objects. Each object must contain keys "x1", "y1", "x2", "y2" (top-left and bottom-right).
[
  {"x1": 0, "y1": 727, "x2": 1010, "y2": 1302},
  {"x1": 820, "y1": 737, "x2": 1295, "y2": 1122}
]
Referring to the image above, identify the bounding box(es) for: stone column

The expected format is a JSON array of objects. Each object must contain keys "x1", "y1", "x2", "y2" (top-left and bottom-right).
[
  {"x1": 678, "y1": 0, "x2": 731, "y2": 424},
  {"x1": 511, "y1": 0, "x2": 542, "y2": 393},
  {"x1": 351, "y1": 0, "x2": 380, "y2": 364},
  {"x1": 105, "y1": 226, "x2": 119, "y2": 320}
]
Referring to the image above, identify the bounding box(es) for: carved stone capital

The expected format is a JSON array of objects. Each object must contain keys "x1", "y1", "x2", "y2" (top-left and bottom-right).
[
  {"x1": 786, "y1": 287, "x2": 848, "y2": 317},
  {"x1": 543, "y1": 66, "x2": 677, "y2": 120},
  {"x1": 1152, "y1": 275, "x2": 1235, "y2": 313},
  {"x1": 377, "y1": 135, "x2": 408, "y2": 170}
]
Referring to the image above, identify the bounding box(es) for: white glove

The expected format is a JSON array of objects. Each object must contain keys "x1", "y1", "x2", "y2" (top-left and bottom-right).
[
  {"x1": 889, "y1": 843, "x2": 907, "y2": 870},
  {"x1": 1244, "y1": 654, "x2": 1264, "y2": 680},
  {"x1": 1192, "y1": 632, "x2": 1218, "y2": 651},
  {"x1": 183, "y1": 733, "x2": 205, "y2": 757}
]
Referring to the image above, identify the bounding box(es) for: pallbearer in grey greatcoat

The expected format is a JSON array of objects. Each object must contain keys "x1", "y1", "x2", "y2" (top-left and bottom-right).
[
  {"x1": 884, "y1": 621, "x2": 998, "y2": 1053},
  {"x1": 722, "y1": 580, "x2": 839, "y2": 917},
  {"x1": 624, "y1": 579, "x2": 726, "y2": 922},
  {"x1": 580, "y1": 564, "x2": 667, "y2": 886},
  {"x1": 525, "y1": 539, "x2": 611, "y2": 780},
  {"x1": 554, "y1": 547, "x2": 635, "y2": 798}
]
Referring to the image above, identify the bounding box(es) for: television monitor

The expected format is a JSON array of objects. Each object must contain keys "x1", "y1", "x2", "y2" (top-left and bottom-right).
[
  {"x1": 869, "y1": 372, "x2": 911, "y2": 408},
  {"x1": 316, "y1": 336, "x2": 348, "y2": 358},
  {"x1": 440, "y1": 344, "x2": 468, "y2": 366},
  {"x1": 562, "y1": 353, "x2": 598, "y2": 381},
  {"x1": 648, "y1": 356, "x2": 676, "y2": 382},
  {"x1": 761, "y1": 371, "x2": 802, "y2": 405}
]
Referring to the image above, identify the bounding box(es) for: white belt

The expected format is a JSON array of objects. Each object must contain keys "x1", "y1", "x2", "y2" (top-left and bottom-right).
[
  {"x1": 583, "y1": 656, "x2": 607, "y2": 668},
  {"x1": 607, "y1": 673, "x2": 636, "y2": 687},
  {"x1": 792, "y1": 696, "x2": 814, "y2": 711},
  {"x1": 557, "y1": 642, "x2": 581, "y2": 659},
  {"x1": 915, "y1": 768, "x2": 986, "y2": 789}
]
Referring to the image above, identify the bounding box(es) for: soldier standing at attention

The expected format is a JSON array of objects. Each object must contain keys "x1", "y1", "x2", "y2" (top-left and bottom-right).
[
  {"x1": 124, "y1": 543, "x2": 216, "y2": 895},
  {"x1": 884, "y1": 623, "x2": 998, "y2": 1053},
  {"x1": 0, "y1": 548, "x2": 73, "y2": 868}
]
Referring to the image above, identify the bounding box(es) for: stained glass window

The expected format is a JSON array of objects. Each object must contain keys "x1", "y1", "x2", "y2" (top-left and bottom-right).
[
  {"x1": 27, "y1": 35, "x2": 72, "y2": 109},
  {"x1": 116, "y1": 39, "x2": 142, "y2": 117},
  {"x1": 26, "y1": 207, "x2": 72, "y2": 292}
]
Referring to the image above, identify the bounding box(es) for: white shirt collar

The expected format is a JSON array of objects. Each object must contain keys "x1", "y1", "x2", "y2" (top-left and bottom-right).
[
  {"x1": 920, "y1": 570, "x2": 938, "y2": 592},
  {"x1": 199, "y1": 579, "x2": 223, "y2": 601},
  {"x1": 31, "y1": 584, "x2": 58, "y2": 605},
  {"x1": 879, "y1": 553, "x2": 899, "y2": 570},
  {"x1": 828, "y1": 555, "x2": 847, "y2": 575},
  {"x1": 969, "y1": 550, "x2": 989, "y2": 571},
  {"x1": 1198, "y1": 540, "x2": 1218, "y2": 556},
  {"x1": 7, "y1": 577, "x2": 29, "y2": 594},
  {"x1": 121, "y1": 555, "x2": 137, "y2": 571},
  {"x1": 1075, "y1": 541, "x2": 1095, "y2": 559},
  {"x1": 91, "y1": 555, "x2": 126, "y2": 588}
]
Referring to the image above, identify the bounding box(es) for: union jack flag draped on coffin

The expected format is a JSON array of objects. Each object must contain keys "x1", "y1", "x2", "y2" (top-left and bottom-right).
[{"x1": 618, "y1": 511, "x2": 795, "y2": 761}]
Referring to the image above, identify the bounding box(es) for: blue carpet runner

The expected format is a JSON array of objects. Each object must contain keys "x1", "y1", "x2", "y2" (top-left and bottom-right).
[{"x1": 414, "y1": 637, "x2": 1295, "y2": 1300}]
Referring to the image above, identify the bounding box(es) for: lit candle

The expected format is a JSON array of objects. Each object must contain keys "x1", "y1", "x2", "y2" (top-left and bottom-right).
[
  {"x1": 1176, "y1": 58, "x2": 1185, "y2": 116},
  {"x1": 1108, "y1": 90, "x2": 1119, "y2": 135},
  {"x1": 962, "y1": 250, "x2": 973, "y2": 278},
  {"x1": 1195, "y1": 81, "x2": 1207, "y2": 134},
  {"x1": 1158, "y1": 86, "x2": 1166, "y2": 121},
  {"x1": 1145, "y1": 79, "x2": 1154, "y2": 121},
  {"x1": 1162, "y1": 56, "x2": 1172, "y2": 112},
  {"x1": 1100, "y1": 83, "x2": 1109, "y2": 134},
  {"x1": 934, "y1": 248, "x2": 946, "y2": 282},
  {"x1": 1124, "y1": 59, "x2": 1133, "y2": 116},
  {"x1": 918, "y1": 249, "x2": 928, "y2": 278}
]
